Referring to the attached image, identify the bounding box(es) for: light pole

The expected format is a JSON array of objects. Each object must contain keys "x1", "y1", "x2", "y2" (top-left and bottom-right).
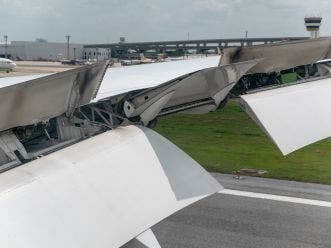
[
  {"x1": 65, "y1": 35, "x2": 71, "y2": 60},
  {"x1": 245, "y1": 30, "x2": 248, "y2": 39},
  {"x1": 185, "y1": 32, "x2": 190, "y2": 59},
  {"x1": 4, "y1": 35, "x2": 8, "y2": 59}
]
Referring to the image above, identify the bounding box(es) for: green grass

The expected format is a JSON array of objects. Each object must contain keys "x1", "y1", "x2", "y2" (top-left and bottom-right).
[{"x1": 155, "y1": 100, "x2": 331, "y2": 185}]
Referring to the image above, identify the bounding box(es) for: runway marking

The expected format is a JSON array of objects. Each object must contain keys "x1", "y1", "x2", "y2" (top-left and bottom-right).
[{"x1": 218, "y1": 189, "x2": 331, "y2": 208}]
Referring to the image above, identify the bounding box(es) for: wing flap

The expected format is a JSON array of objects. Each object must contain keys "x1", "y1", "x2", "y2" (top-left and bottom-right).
[
  {"x1": 94, "y1": 56, "x2": 221, "y2": 101},
  {"x1": 116, "y1": 60, "x2": 258, "y2": 125},
  {"x1": 0, "y1": 62, "x2": 108, "y2": 132},
  {"x1": 240, "y1": 77, "x2": 331, "y2": 155},
  {"x1": 222, "y1": 38, "x2": 331, "y2": 74},
  {"x1": 0, "y1": 125, "x2": 221, "y2": 248}
]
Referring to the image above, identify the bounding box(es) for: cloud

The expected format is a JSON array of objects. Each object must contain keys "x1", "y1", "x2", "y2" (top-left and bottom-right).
[{"x1": 0, "y1": 0, "x2": 330, "y2": 43}]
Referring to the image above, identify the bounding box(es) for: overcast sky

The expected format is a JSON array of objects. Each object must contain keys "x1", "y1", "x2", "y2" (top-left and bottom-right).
[{"x1": 1, "y1": 0, "x2": 331, "y2": 44}]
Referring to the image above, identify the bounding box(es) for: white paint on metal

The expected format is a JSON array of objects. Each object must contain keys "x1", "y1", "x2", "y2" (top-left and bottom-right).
[
  {"x1": 139, "y1": 92, "x2": 175, "y2": 125},
  {"x1": 0, "y1": 125, "x2": 221, "y2": 248},
  {"x1": 135, "y1": 229, "x2": 162, "y2": 248},
  {"x1": 219, "y1": 189, "x2": 331, "y2": 208},
  {"x1": 0, "y1": 74, "x2": 50, "y2": 89},
  {"x1": 94, "y1": 56, "x2": 221, "y2": 101},
  {"x1": 240, "y1": 77, "x2": 331, "y2": 155},
  {"x1": 0, "y1": 62, "x2": 108, "y2": 132},
  {"x1": 0, "y1": 56, "x2": 220, "y2": 103},
  {"x1": 123, "y1": 229, "x2": 162, "y2": 248}
]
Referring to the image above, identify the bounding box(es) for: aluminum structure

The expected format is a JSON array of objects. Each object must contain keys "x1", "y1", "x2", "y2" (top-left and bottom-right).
[
  {"x1": 240, "y1": 73, "x2": 331, "y2": 155},
  {"x1": 0, "y1": 126, "x2": 222, "y2": 248},
  {"x1": 0, "y1": 38, "x2": 331, "y2": 247},
  {"x1": 220, "y1": 37, "x2": 331, "y2": 73}
]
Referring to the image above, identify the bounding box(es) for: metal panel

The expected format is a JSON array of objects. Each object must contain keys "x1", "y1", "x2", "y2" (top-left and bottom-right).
[
  {"x1": 0, "y1": 57, "x2": 221, "y2": 104},
  {"x1": 93, "y1": 56, "x2": 221, "y2": 101},
  {"x1": 240, "y1": 77, "x2": 331, "y2": 155},
  {"x1": 162, "y1": 60, "x2": 259, "y2": 110},
  {"x1": 0, "y1": 74, "x2": 50, "y2": 89},
  {"x1": 0, "y1": 62, "x2": 108, "y2": 132},
  {"x1": 0, "y1": 125, "x2": 221, "y2": 248},
  {"x1": 120, "y1": 60, "x2": 258, "y2": 125},
  {"x1": 223, "y1": 38, "x2": 331, "y2": 74},
  {"x1": 122, "y1": 229, "x2": 161, "y2": 248}
]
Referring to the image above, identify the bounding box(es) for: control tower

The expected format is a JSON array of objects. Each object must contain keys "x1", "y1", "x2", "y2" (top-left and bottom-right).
[{"x1": 304, "y1": 16, "x2": 322, "y2": 39}]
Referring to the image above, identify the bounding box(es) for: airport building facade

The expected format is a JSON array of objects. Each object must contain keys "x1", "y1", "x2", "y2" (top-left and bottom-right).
[{"x1": 0, "y1": 40, "x2": 109, "y2": 61}]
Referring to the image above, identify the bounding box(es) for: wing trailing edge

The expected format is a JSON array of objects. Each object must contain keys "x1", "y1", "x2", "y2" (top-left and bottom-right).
[
  {"x1": 240, "y1": 77, "x2": 331, "y2": 155},
  {"x1": 0, "y1": 62, "x2": 109, "y2": 132},
  {"x1": 0, "y1": 125, "x2": 221, "y2": 248}
]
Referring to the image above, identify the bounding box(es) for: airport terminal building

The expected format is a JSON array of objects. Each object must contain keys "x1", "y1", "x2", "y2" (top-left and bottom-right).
[{"x1": 0, "y1": 40, "x2": 109, "y2": 61}]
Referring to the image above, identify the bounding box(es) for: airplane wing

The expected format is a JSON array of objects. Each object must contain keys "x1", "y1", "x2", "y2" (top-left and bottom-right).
[
  {"x1": 0, "y1": 57, "x2": 258, "y2": 130},
  {"x1": 240, "y1": 76, "x2": 331, "y2": 155},
  {"x1": 0, "y1": 125, "x2": 221, "y2": 248},
  {"x1": 122, "y1": 229, "x2": 161, "y2": 248},
  {"x1": 0, "y1": 56, "x2": 235, "y2": 248},
  {"x1": 0, "y1": 56, "x2": 221, "y2": 102},
  {"x1": 0, "y1": 62, "x2": 108, "y2": 131},
  {"x1": 221, "y1": 38, "x2": 331, "y2": 73},
  {"x1": 0, "y1": 43, "x2": 328, "y2": 248},
  {"x1": 95, "y1": 56, "x2": 221, "y2": 100}
]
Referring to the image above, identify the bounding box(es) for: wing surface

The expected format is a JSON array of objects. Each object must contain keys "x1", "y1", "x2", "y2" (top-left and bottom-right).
[
  {"x1": 0, "y1": 74, "x2": 50, "y2": 88},
  {"x1": 0, "y1": 62, "x2": 108, "y2": 131},
  {"x1": 94, "y1": 56, "x2": 221, "y2": 101},
  {"x1": 122, "y1": 229, "x2": 161, "y2": 248},
  {"x1": 240, "y1": 77, "x2": 331, "y2": 155},
  {"x1": 0, "y1": 125, "x2": 221, "y2": 248},
  {"x1": 222, "y1": 38, "x2": 331, "y2": 74}
]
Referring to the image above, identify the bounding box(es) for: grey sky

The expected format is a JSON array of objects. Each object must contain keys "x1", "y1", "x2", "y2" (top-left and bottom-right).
[{"x1": 1, "y1": 0, "x2": 331, "y2": 44}]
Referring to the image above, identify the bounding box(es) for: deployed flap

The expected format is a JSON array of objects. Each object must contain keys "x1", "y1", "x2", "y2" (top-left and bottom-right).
[
  {"x1": 118, "y1": 60, "x2": 258, "y2": 125},
  {"x1": 159, "y1": 60, "x2": 259, "y2": 115},
  {"x1": 93, "y1": 56, "x2": 221, "y2": 101},
  {"x1": 239, "y1": 77, "x2": 331, "y2": 155},
  {"x1": 222, "y1": 38, "x2": 331, "y2": 74},
  {"x1": 0, "y1": 125, "x2": 221, "y2": 248},
  {"x1": 0, "y1": 61, "x2": 108, "y2": 132},
  {"x1": 122, "y1": 229, "x2": 161, "y2": 248}
]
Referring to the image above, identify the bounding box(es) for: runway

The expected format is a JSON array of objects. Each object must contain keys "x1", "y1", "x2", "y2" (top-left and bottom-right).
[{"x1": 153, "y1": 173, "x2": 331, "y2": 248}]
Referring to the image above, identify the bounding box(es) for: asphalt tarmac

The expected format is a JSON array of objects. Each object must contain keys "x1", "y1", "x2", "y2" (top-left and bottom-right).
[{"x1": 153, "y1": 173, "x2": 331, "y2": 248}]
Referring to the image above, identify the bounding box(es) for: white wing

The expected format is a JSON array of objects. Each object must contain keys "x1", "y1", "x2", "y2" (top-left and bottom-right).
[
  {"x1": 122, "y1": 229, "x2": 161, "y2": 248},
  {"x1": 240, "y1": 77, "x2": 331, "y2": 155},
  {"x1": 0, "y1": 56, "x2": 221, "y2": 101},
  {"x1": 95, "y1": 56, "x2": 221, "y2": 101},
  {"x1": 0, "y1": 125, "x2": 221, "y2": 248},
  {"x1": 0, "y1": 40, "x2": 328, "y2": 248}
]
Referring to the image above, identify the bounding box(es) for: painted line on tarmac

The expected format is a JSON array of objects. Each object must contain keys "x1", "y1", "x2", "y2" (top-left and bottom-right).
[{"x1": 219, "y1": 189, "x2": 331, "y2": 208}]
